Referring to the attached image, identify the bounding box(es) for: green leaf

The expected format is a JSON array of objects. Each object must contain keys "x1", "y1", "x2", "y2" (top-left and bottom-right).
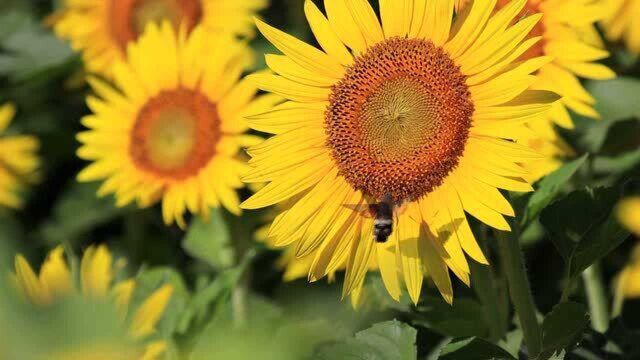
[
  {"x1": 498, "y1": 329, "x2": 523, "y2": 359},
  {"x1": 0, "y1": 11, "x2": 74, "y2": 82},
  {"x1": 38, "y1": 182, "x2": 125, "y2": 246},
  {"x1": 574, "y1": 78, "x2": 640, "y2": 152},
  {"x1": 191, "y1": 296, "x2": 334, "y2": 360},
  {"x1": 182, "y1": 208, "x2": 234, "y2": 270},
  {"x1": 540, "y1": 186, "x2": 630, "y2": 277},
  {"x1": 414, "y1": 296, "x2": 489, "y2": 338},
  {"x1": 593, "y1": 148, "x2": 640, "y2": 177},
  {"x1": 522, "y1": 154, "x2": 588, "y2": 225},
  {"x1": 598, "y1": 119, "x2": 640, "y2": 156},
  {"x1": 589, "y1": 77, "x2": 640, "y2": 121},
  {"x1": 176, "y1": 251, "x2": 254, "y2": 334},
  {"x1": 540, "y1": 187, "x2": 620, "y2": 260},
  {"x1": 314, "y1": 320, "x2": 417, "y2": 360},
  {"x1": 569, "y1": 210, "x2": 630, "y2": 277},
  {"x1": 438, "y1": 337, "x2": 516, "y2": 360},
  {"x1": 539, "y1": 302, "x2": 589, "y2": 360}
]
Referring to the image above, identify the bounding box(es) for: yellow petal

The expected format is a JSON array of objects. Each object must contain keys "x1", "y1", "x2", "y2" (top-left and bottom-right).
[
  {"x1": 0, "y1": 102, "x2": 17, "y2": 133},
  {"x1": 39, "y1": 246, "x2": 73, "y2": 300},
  {"x1": 14, "y1": 255, "x2": 46, "y2": 304},
  {"x1": 304, "y1": 0, "x2": 353, "y2": 65},
  {"x1": 112, "y1": 279, "x2": 136, "y2": 320},
  {"x1": 80, "y1": 245, "x2": 113, "y2": 298},
  {"x1": 129, "y1": 284, "x2": 174, "y2": 339},
  {"x1": 255, "y1": 18, "x2": 344, "y2": 79}
]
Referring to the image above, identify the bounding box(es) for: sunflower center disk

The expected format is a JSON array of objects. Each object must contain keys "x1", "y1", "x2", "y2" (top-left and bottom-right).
[
  {"x1": 110, "y1": 0, "x2": 202, "y2": 51},
  {"x1": 326, "y1": 38, "x2": 473, "y2": 202},
  {"x1": 130, "y1": 89, "x2": 219, "y2": 180}
]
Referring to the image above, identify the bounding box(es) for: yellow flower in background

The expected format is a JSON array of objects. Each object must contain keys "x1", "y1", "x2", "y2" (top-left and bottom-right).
[
  {"x1": 0, "y1": 103, "x2": 40, "y2": 209},
  {"x1": 242, "y1": 0, "x2": 560, "y2": 304},
  {"x1": 12, "y1": 245, "x2": 173, "y2": 360},
  {"x1": 455, "y1": 0, "x2": 614, "y2": 181},
  {"x1": 617, "y1": 197, "x2": 640, "y2": 236},
  {"x1": 76, "y1": 22, "x2": 275, "y2": 227},
  {"x1": 602, "y1": 0, "x2": 640, "y2": 54},
  {"x1": 611, "y1": 198, "x2": 640, "y2": 316},
  {"x1": 513, "y1": 117, "x2": 576, "y2": 182},
  {"x1": 52, "y1": 0, "x2": 268, "y2": 78},
  {"x1": 458, "y1": 0, "x2": 614, "y2": 129}
]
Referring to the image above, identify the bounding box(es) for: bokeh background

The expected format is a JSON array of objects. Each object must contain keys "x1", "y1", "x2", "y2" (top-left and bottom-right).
[{"x1": 0, "y1": 0, "x2": 639, "y2": 359}]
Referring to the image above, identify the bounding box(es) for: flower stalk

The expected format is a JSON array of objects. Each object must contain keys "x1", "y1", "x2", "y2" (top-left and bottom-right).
[
  {"x1": 497, "y1": 213, "x2": 542, "y2": 358},
  {"x1": 582, "y1": 263, "x2": 609, "y2": 332}
]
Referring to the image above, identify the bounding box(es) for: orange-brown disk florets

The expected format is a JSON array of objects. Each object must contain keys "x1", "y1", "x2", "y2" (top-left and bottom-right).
[
  {"x1": 326, "y1": 38, "x2": 473, "y2": 203},
  {"x1": 110, "y1": 0, "x2": 202, "y2": 52},
  {"x1": 130, "y1": 88, "x2": 219, "y2": 180}
]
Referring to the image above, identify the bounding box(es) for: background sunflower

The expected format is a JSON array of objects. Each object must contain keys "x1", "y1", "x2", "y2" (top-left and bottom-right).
[
  {"x1": 0, "y1": 103, "x2": 39, "y2": 209},
  {"x1": 51, "y1": 0, "x2": 267, "y2": 78}
]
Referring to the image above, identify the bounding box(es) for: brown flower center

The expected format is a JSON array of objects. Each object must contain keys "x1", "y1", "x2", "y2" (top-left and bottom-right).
[
  {"x1": 130, "y1": 89, "x2": 219, "y2": 179},
  {"x1": 496, "y1": 0, "x2": 546, "y2": 59},
  {"x1": 326, "y1": 38, "x2": 473, "y2": 203},
  {"x1": 109, "y1": 0, "x2": 202, "y2": 53}
]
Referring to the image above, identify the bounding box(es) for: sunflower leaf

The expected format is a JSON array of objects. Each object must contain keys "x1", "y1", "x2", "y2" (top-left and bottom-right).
[
  {"x1": 438, "y1": 337, "x2": 516, "y2": 360},
  {"x1": 176, "y1": 250, "x2": 254, "y2": 335},
  {"x1": 539, "y1": 185, "x2": 630, "y2": 278},
  {"x1": 522, "y1": 154, "x2": 588, "y2": 226},
  {"x1": 182, "y1": 208, "x2": 235, "y2": 270},
  {"x1": 538, "y1": 302, "x2": 589, "y2": 360},
  {"x1": 573, "y1": 77, "x2": 640, "y2": 153},
  {"x1": 314, "y1": 320, "x2": 417, "y2": 360},
  {"x1": 0, "y1": 11, "x2": 74, "y2": 82},
  {"x1": 413, "y1": 296, "x2": 489, "y2": 338},
  {"x1": 191, "y1": 296, "x2": 334, "y2": 360}
]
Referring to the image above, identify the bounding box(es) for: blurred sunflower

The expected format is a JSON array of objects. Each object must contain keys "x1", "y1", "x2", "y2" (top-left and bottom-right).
[
  {"x1": 77, "y1": 22, "x2": 275, "y2": 227},
  {"x1": 457, "y1": 0, "x2": 614, "y2": 129},
  {"x1": 512, "y1": 117, "x2": 576, "y2": 182},
  {"x1": 0, "y1": 103, "x2": 40, "y2": 209},
  {"x1": 601, "y1": 0, "x2": 640, "y2": 54},
  {"x1": 617, "y1": 197, "x2": 640, "y2": 236},
  {"x1": 242, "y1": 0, "x2": 560, "y2": 303},
  {"x1": 12, "y1": 245, "x2": 173, "y2": 360},
  {"x1": 52, "y1": 0, "x2": 267, "y2": 77}
]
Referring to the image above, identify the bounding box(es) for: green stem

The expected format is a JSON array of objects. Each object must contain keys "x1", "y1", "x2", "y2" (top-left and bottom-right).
[
  {"x1": 582, "y1": 263, "x2": 609, "y2": 332},
  {"x1": 229, "y1": 214, "x2": 251, "y2": 328},
  {"x1": 612, "y1": 288, "x2": 624, "y2": 319},
  {"x1": 231, "y1": 278, "x2": 248, "y2": 327},
  {"x1": 471, "y1": 260, "x2": 507, "y2": 341},
  {"x1": 470, "y1": 231, "x2": 508, "y2": 341},
  {"x1": 497, "y1": 217, "x2": 542, "y2": 358},
  {"x1": 559, "y1": 272, "x2": 574, "y2": 303}
]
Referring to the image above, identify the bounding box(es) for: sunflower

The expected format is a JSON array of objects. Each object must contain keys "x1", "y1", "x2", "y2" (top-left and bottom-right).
[
  {"x1": 601, "y1": 0, "x2": 640, "y2": 54},
  {"x1": 52, "y1": 0, "x2": 268, "y2": 78},
  {"x1": 242, "y1": 0, "x2": 560, "y2": 304},
  {"x1": 0, "y1": 103, "x2": 40, "y2": 209},
  {"x1": 12, "y1": 245, "x2": 172, "y2": 360},
  {"x1": 463, "y1": 0, "x2": 614, "y2": 130},
  {"x1": 77, "y1": 22, "x2": 275, "y2": 227},
  {"x1": 513, "y1": 117, "x2": 576, "y2": 182}
]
